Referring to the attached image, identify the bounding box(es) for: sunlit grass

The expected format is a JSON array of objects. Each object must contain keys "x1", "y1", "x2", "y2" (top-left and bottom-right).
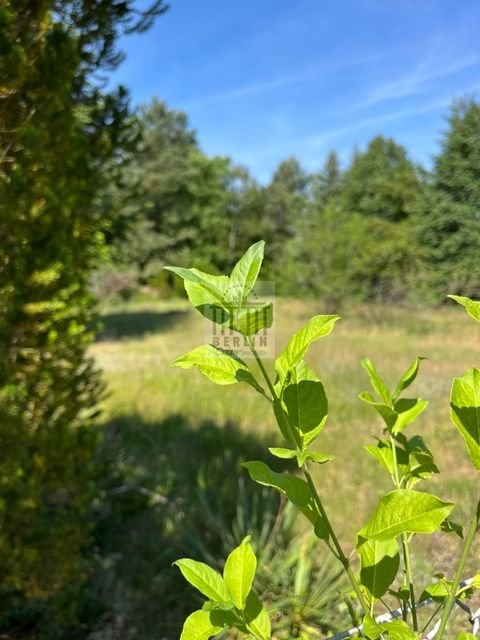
[{"x1": 91, "y1": 297, "x2": 480, "y2": 569}]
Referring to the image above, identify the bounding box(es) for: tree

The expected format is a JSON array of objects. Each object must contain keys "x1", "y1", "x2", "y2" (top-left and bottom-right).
[
  {"x1": 416, "y1": 99, "x2": 480, "y2": 299},
  {"x1": 312, "y1": 150, "x2": 343, "y2": 208},
  {"x1": 293, "y1": 204, "x2": 420, "y2": 307},
  {"x1": 0, "y1": 0, "x2": 166, "y2": 634},
  {"x1": 342, "y1": 136, "x2": 421, "y2": 221},
  {"x1": 110, "y1": 100, "x2": 266, "y2": 281},
  {"x1": 262, "y1": 157, "x2": 310, "y2": 283}
]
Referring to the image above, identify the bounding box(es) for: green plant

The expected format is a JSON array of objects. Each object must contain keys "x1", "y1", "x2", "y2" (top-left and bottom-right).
[{"x1": 167, "y1": 242, "x2": 480, "y2": 640}]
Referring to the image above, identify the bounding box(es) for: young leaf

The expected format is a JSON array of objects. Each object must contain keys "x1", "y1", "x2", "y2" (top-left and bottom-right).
[
  {"x1": 358, "y1": 489, "x2": 454, "y2": 541},
  {"x1": 440, "y1": 519, "x2": 464, "y2": 538},
  {"x1": 450, "y1": 367, "x2": 480, "y2": 471},
  {"x1": 268, "y1": 447, "x2": 333, "y2": 466},
  {"x1": 365, "y1": 443, "x2": 395, "y2": 476},
  {"x1": 244, "y1": 590, "x2": 271, "y2": 640},
  {"x1": 171, "y1": 344, "x2": 263, "y2": 393},
  {"x1": 392, "y1": 397, "x2": 428, "y2": 434},
  {"x1": 357, "y1": 537, "x2": 400, "y2": 600},
  {"x1": 242, "y1": 460, "x2": 323, "y2": 529},
  {"x1": 297, "y1": 450, "x2": 335, "y2": 466},
  {"x1": 165, "y1": 266, "x2": 229, "y2": 309},
  {"x1": 392, "y1": 356, "x2": 426, "y2": 401},
  {"x1": 361, "y1": 358, "x2": 391, "y2": 405},
  {"x1": 180, "y1": 609, "x2": 223, "y2": 640},
  {"x1": 268, "y1": 447, "x2": 297, "y2": 459},
  {"x1": 282, "y1": 361, "x2": 328, "y2": 448},
  {"x1": 419, "y1": 580, "x2": 450, "y2": 603},
  {"x1": 223, "y1": 536, "x2": 257, "y2": 610},
  {"x1": 359, "y1": 391, "x2": 397, "y2": 429},
  {"x1": 228, "y1": 241, "x2": 265, "y2": 306},
  {"x1": 174, "y1": 559, "x2": 231, "y2": 603},
  {"x1": 360, "y1": 393, "x2": 428, "y2": 434},
  {"x1": 275, "y1": 315, "x2": 340, "y2": 380},
  {"x1": 449, "y1": 294, "x2": 480, "y2": 323},
  {"x1": 363, "y1": 614, "x2": 417, "y2": 640},
  {"x1": 229, "y1": 302, "x2": 273, "y2": 336}
]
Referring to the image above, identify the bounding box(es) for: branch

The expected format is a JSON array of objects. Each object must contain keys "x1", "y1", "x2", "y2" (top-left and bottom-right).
[{"x1": 328, "y1": 577, "x2": 477, "y2": 640}]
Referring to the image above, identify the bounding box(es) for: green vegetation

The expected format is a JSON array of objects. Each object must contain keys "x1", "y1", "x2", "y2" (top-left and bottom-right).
[
  {"x1": 0, "y1": 1, "x2": 166, "y2": 636},
  {"x1": 104, "y1": 97, "x2": 480, "y2": 305},
  {"x1": 168, "y1": 243, "x2": 480, "y2": 640},
  {"x1": 2, "y1": 3, "x2": 480, "y2": 639}
]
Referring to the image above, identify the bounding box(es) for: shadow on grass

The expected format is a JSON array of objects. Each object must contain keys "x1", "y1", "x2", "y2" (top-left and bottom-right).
[
  {"x1": 89, "y1": 413, "x2": 285, "y2": 640},
  {"x1": 96, "y1": 309, "x2": 189, "y2": 341}
]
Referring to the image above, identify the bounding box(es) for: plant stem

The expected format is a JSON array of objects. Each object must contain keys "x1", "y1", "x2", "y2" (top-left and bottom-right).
[
  {"x1": 436, "y1": 511, "x2": 479, "y2": 640},
  {"x1": 303, "y1": 466, "x2": 369, "y2": 614},
  {"x1": 246, "y1": 337, "x2": 369, "y2": 616},
  {"x1": 390, "y1": 435, "x2": 418, "y2": 631}
]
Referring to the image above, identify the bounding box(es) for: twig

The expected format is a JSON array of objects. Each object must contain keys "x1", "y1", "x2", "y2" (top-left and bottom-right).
[{"x1": 328, "y1": 577, "x2": 476, "y2": 640}]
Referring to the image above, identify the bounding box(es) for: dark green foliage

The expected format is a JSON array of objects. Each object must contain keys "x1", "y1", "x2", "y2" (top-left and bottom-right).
[
  {"x1": 109, "y1": 99, "x2": 267, "y2": 279},
  {"x1": 416, "y1": 100, "x2": 480, "y2": 298},
  {"x1": 294, "y1": 206, "x2": 420, "y2": 306},
  {"x1": 312, "y1": 150, "x2": 343, "y2": 208},
  {"x1": 0, "y1": 0, "x2": 166, "y2": 635},
  {"x1": 341, "y1": 136, "x2": 421, "y2": 221},
  {"x1": 262, "y1": 158, "x2": 310, "y2": 282}
]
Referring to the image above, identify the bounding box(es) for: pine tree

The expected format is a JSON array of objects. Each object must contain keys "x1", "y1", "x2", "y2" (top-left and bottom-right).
[{"x1": 417, "y1": 99, "x2": 480, "y2": 298}]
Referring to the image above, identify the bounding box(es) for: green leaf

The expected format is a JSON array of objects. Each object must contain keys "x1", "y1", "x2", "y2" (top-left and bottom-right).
[
  {"x1": 457, "y1": 634, "x2": 477, "y2": 640},
  {"x1": 392, "y1": 398, "x2": 428, "y2": 434},
  {"x1": 297, "y1": 450, "x2": 335, "y2": 466},
  {"x1": 393, "y1": 356, "x2": 426, "y2": 401},
  {"x1": 229, "y1": 301, "x2": 273, "y2": 336},
  {"x1": 275, "y1": 315, "x2": 340, "y2": 380},
  {"x1": 440, "y1": 518, "x2": 463, "y2": 538},
  {"x1": 180, "y1": 610, "x2": 223, "y2": 640},
  {"x1": 268, "y1": 447, "x2": 333, "y2": 467},
  {"x1": 183, "y1": 281, "x2": 230, "y2": 326},
  {"x1": 223, "y1": 536, "x2": 257, "y2": 610},
  {"x1": 365, "y1": 443, "x2": 395, "y2": 476},
  {"x1": 363, "y1": 614, "x2": 417, "y2": 640},
  {"x1": 361, "y1": 358, "x2": 391, "y2": 405},
  {"x1": 451, "y1": 368, "x2": 480, "y2": 471},
  {"x1": 174, "y1": 559, "x2": 230, "y2": 603},
  {"x1": 268, "y1": 447, "x2": 297, "y2": 459},
  {"x1": 359, "y1": 489, "x2": 454, "y2": 541},
  {"x1": 360, "y1": 393, "x2": 428, "y2": 434},
  {"x1": 449, "y1": 294, "x2": 480, "y2": 323},
  {"x1": 165, "y1": 266, "x2": 230, "y2": 323},
  {"x1": 171, "y1": 345, "x2": 263, "y2": 393},
  {"x1": 242, "y1": 460, "x2": 325, "y2": 531},
  {"x1": 419, "y1": 580, "x2": 450, "y2": 603},
  {"x1": 282, "y1": 361, "x2": 328, "y2": 448},
  {"x1": 244, "y1": 590, "x2": 271, "y2": 640},
  {"x1": 228, "y1": 241, "x2": 265, "y2": 305},
  {"x1": 359, "y1": 391, "x2": 397, "y2": 429},
  {"x1": 357, "y1": 537, "x2": 400, "y2": 600}
]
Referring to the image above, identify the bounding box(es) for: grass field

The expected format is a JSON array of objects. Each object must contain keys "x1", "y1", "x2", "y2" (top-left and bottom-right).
[{"x1": 90, "y1": 297, "x2": 480, "y2": 638}]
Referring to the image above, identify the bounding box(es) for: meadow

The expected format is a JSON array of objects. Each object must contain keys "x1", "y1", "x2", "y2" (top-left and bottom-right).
[{"x1": 89, "y1": 296, "x2": 480, "y2": 638}]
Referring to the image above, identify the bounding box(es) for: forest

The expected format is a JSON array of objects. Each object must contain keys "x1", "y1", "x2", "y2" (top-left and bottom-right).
[
  {"x1": 0, "y1": 2, "x2": 479, "y2": 640},
  {"x1": 100, "y1": 97, "x2": 480, "y2": 307}
]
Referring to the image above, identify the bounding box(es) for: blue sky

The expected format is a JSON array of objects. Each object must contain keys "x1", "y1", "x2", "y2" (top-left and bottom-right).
[{"x1": 110, "y1": 0, "x2": 480, "y2": 182}]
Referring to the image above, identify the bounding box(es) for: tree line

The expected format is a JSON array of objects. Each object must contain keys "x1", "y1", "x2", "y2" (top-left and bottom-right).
[{"x1": 105, "y1": 97, "x2": 480, "y2": 306}]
